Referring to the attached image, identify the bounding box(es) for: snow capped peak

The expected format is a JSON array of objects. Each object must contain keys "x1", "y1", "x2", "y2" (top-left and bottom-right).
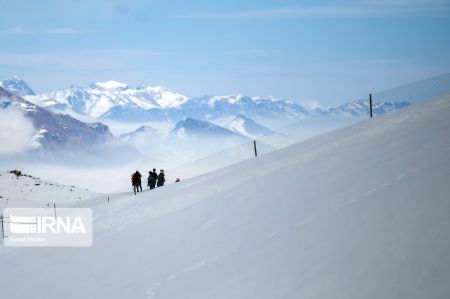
[
  {"x1": 93, "y1": 80, "x2": 128, "y2": 89},
  {"x1": 252, "y1": 95, "x2": 280, "y2": 102},
  {"x1": 172, "y1": 117, "x2": 247, "y2": 139},
  {"x1": 142, "y1": 85, "x2": 165, "y2": 93},
  {"x1": 225, "y1": 114, "x2": 273, "y2": 138},
  {"x1": 208, "y1": 94, "x2": 245, "y2": 107},
  {"x1": 0, "y1": 76, "x2": 36, "y2": 96}
]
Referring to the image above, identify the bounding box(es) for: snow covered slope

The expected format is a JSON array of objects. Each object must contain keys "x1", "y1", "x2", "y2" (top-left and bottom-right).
[
  {"x1": 0, "y1": 171, "x2": 99, "y2": 210},
  {"x1": 1, "y1": 95, "x2": 449, "y2": 298},
  {"x1": 224, "y1": 114, "x2": 273, "y2": 138}
]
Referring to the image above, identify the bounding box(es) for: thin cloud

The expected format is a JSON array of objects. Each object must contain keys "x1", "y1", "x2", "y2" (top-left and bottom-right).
[
  {"x1": 42, "y1": 28, "x2": 94, "y2": 34},
  {"x1": 177, "y1": 0, "x2": 450, "y2": 19},
  {"x1": 1, "y1": 27, "x2": 94, "y2": 35},
  {"x1": 0, "y1": 49, "x2": 173, "y2": 71},
  {"x1": 226, "y1": 50, "x2": 280, "y2": 56},
  {"x1": 1, "y1": 26, "x2": 26, "y2": 35},
  {"x1": 0, "y1": 108, "x2": 35, "y2": 155}
]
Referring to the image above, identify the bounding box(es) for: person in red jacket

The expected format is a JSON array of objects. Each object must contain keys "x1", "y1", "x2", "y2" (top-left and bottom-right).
[{"x1": 131, "y1": 171, "x2": 142, "y2": 194}]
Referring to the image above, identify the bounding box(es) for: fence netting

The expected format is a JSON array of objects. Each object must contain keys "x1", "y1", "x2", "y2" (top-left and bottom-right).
[
  {"x1": 372, "y1": 72, "x2": 450, "y2": 108},
  {"x1": 72, "y1": 72, "x2": 450, "y2": 207}
]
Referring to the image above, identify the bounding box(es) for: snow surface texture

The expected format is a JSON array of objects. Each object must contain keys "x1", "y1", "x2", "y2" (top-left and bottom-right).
[
  {"x1": 0, "y1": 171, "x2": 99, "y2": 210},
  {"x1": 1, "y1": 95, "x2": 450, "y2": 299}
]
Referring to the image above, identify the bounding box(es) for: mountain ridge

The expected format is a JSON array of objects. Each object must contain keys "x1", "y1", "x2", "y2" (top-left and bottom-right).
[
  {"x1": 0, "y1": 87, "x2": 144, "y2": 164},
  {"x1": 1, "y1": 77, "x2": 413, "y2": 124}
]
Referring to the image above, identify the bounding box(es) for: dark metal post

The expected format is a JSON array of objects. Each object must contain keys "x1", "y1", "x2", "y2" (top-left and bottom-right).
[
  {"x1": 1, "y1": 214, "x2": 4, "y2": 239},
  {"x1": 253, "y1": 140, "x2": 258, "y2": 157},
  {"x1": 108, "y1": 196, "x2": 110, "y2": 203},
  {"x1": 369, "y1": 93, "x2": 373, "y2": 118},
  {"x1": 53, "y1": 203, "x2": 57, "y2": 219}
]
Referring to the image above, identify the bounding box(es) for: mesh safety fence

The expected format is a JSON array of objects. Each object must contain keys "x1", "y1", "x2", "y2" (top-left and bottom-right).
[
  {"x1": 372, "y1": 72, "x2": 450, "y2": 109},
  {"x1": 71, "y1": 72, "x2": 450, "y2": 207}
]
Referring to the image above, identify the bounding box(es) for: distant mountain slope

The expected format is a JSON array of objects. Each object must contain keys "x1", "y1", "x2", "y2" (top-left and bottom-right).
[
  {"x1": 318, "y1": 99, "x2": 411, "y2": 117},
  {"x1": 0, "y1": 87, "x2": 143, "y2": 164},
  {"x1": 224, "y1": 114, "x2": 273, "y2": 138},
  {"x1": 0, "y1": 76, "x2": 36, "y2": 97},
  {"x1": 172, "y1": 117, "x2": 249, "y2": 140},
  {"x1": 120, "y1": 125, "x2": 164, "y2": 142}
]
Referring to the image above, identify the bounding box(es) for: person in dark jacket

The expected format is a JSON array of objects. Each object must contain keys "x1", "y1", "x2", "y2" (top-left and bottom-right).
[
  {"x1": 148, "y1": 168, "x2": 157, "y2": 189},
  {"x1": 136, "y1": 171, "x2": 142, "y2": 192},
  {"x1": 131, "y1": 172, "x2": 138, "y2": 194},
  {"x1": 147, "y1": 171, "x2": 151, "y2": 189},
  {"x1": 157, "y1": 169, "x2": 165, "y2": 187}
]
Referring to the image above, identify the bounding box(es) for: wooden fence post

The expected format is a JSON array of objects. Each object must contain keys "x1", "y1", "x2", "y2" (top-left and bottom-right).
[
  {"x1": 253, "y1": 140, "x2": 258, "y2": 157},
  {"x1": 369, "y1": 93, "x2": 373, "y2": 118}
]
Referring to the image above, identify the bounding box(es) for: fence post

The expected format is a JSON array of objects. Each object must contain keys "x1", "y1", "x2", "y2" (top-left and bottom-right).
[
  {"x1": 108, "y1": 196, "x2": 110, "y2": 203},
  {"x1": 1, "y1": 214, "x2": 4, "y2": 239},
  {"x1": 369, "y1": 93, "x2": 373, "y2": 118},
  {"x1": 53, "y1": 203, "x2": 57, "y2": 220},
  {"x1": 253, "y1": 140, "x2": 258, "y2": 157}
]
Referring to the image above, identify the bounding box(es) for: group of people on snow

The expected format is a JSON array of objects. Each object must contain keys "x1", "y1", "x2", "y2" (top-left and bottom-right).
[
  {"x1": 147, "y1": 168, "x2": 165, "y2": 189},
  {"x1": 131, "y1": 169, "x2": 167, "y2": 194}
]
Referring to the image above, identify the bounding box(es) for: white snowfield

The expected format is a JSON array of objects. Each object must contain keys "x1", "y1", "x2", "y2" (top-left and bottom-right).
[
  {"x1": 1, "y1": 95, "x2": 450, "y2": 299},
  {"x1": 0, "y1": 171, "x2": 99, "y2": 210}
]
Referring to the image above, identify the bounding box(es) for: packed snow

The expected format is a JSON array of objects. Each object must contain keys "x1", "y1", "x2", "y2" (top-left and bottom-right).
[
  {"x1": 0, "y1": 171, "x2": 99, "y2": 210},
  {"x1": 1, "y1": 94, "x2": 449, "y2": 298}
]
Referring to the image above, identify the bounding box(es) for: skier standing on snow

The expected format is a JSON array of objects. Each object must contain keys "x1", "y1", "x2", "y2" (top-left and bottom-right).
[
  {"x1": 157, "y1": 169, "x2": 165, "y2": 187},
  {"x1": 148, "y1": 168, "x2": 157, "y2": 190}
]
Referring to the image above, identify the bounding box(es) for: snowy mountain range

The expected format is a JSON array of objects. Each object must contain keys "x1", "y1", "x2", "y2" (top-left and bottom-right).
[
  {"x1": 0, "y1": 76, "x2": 415, "y2": 167},
  {"x1": 319, "y1": 99, "x2": 411, "y2": 117},
  {"x1": 25, "y1": 80, "x2": 309, "y2": 122},
  {"x1": 0, "y1": 87, "x2": 142, "y2": 164},
  {"x1": 118, "y1": 117, "x2": 253, "y2": 166},
  {"x1": 2, "y1": 77, "x2": 413, "y2": 125}
]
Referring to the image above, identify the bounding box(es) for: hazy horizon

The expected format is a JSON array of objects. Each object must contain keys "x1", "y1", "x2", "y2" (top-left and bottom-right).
[{"x1": 1, "y1": 0, "x2": 449, "y2": 106}]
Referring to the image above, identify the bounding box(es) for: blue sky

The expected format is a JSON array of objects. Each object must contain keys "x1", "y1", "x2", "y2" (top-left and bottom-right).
[{"x1": 0, "y1": 0, "x2": 449, "y2": 105}]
